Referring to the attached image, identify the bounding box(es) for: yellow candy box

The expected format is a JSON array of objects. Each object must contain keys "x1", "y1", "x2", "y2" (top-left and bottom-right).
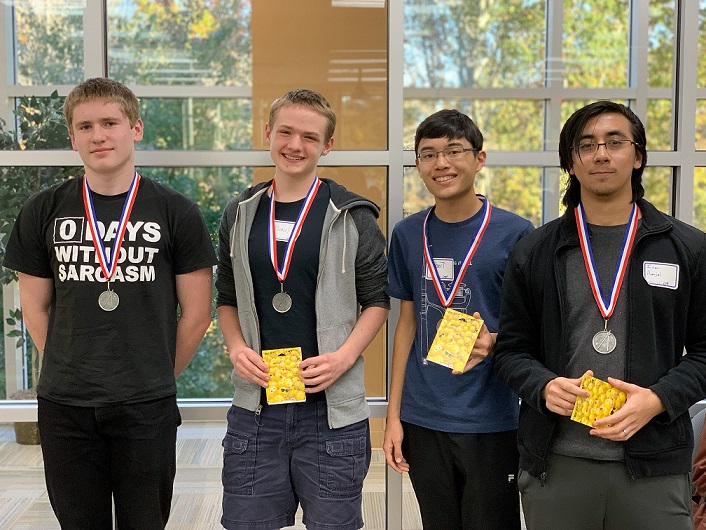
[
  {"x1": 426, "y1": 309, "x2": 483, "y2": 372},
  {"x1": 263, "y1": 347, "x2": 306, "y2": 405},
  {"x1": 570, "y1": 375, "x2": 627, "y2": 427}
]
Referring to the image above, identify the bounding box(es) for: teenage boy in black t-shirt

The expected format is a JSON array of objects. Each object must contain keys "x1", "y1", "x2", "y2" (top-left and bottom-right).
[{"x1": 3, "y1": 78, "x2": 216, "y2": 528}]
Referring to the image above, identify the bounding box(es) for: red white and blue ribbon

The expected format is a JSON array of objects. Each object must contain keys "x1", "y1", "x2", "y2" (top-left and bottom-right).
[
  {"x1": 268, "y1": 177, "x2": 321, "y2": 283},
  {"x1": 422, "y1": 195, "x2": 492, "y2": 308},
  {"x1": 575, "y1": 202, "x2": 639, "y2": 319},
  {"x1": 82, "y1": 172, "x2": 141, "y2": 283}
]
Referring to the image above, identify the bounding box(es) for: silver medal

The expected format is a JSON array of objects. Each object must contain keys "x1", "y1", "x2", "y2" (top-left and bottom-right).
[
  {"x1": 272, "y1": 291, "x2": 292, "y2": 313},
  {"x1": 98, "y1": 289, "x2": 119, "y2": 311},
  {"x1": 592, "y1": 330, "x2": 616, "y2": 354}
]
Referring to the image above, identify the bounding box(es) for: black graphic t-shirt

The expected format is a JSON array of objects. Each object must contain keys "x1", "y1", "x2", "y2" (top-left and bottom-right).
[{"x1": 3, "y1": 176, "x2": 217, "y2": 406}]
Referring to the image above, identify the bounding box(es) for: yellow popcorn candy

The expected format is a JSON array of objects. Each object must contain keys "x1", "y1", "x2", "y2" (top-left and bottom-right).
[
  {"x1": 570, "y1": 376, "x2": 627, "y2": 428},
  {"x1": 262, "y1": 347, "x2": 306, "y2": 405},
  {"x1": 426, "y1": 309, "x2": 484, "y2": 372}
]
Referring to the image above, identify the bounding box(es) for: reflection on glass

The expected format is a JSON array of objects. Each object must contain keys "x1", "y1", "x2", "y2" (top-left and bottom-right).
[
  {"x1": 642, "y1": 167, "x2": 671, "y2": 214},
  {"x1": 646, "y1": 100, "x2": 672, "y2": 151},
  {"x1": 563, "y1": 0, "x2": 629, "y2": 88},
  {"x1": 403, "y1": 166, "x2": 542, "y2": 227},
  {"x1": 404, "y1": 0, "x2": 545, "y2": 89},
  {"x1": 648, "y1": 1, "x2": 674, "y2": 88},
  {"x1": 108, "y1": 0, "x2": 252, "y2": 86},
  {"x1": 138, "y1": 99, "x2": 252, "y2": 150},
  {"x1": 12, "y1": 0, "x2": 84, "y2": 85},
  {"x1": 695, "y1": 167, "x2": 706, "y2": 231},
  {"x1": 403, "y1": 100, "x2": 543, "y2": 151}
]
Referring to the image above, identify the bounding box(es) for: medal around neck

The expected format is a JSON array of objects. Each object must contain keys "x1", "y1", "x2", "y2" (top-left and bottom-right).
[
  {"x1": 98, "y1": 289, "x2": 119, "y2": 311},
  {"x1": 82, "y1": 173, "x2": 141, "y2": 311},
  {"x1": 268, "y1": 177, "x2": 320, "y2": 316},
  {"x1": 272, "y1": 291, "x2": 292, "y2": 313},
  {"x1": 575, "y1": 202, "x2": 639, "y2": 356},
  {"x1": 592, "y1": 328, "x2": 616, "y2": 354}
]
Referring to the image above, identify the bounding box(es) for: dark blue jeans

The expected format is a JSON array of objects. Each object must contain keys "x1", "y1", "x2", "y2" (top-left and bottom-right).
[
  {"x1": 38, "y1": 395, "x2": 180, "y2": 529},
  {"x1": 222, "y1": 400, "x2": 371, "y2": 530}
]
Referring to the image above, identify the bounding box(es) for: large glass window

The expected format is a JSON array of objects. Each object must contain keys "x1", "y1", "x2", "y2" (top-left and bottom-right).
[
  {"x1": 563, "y1": 1, "x2": 630, "y2": 88},
  {"x1": 12, "y1": 0, "x2": 84, "y2": 85},
  {"x1": 646, "y1": 100, "x2": 673, "y2": 151},
  {"x1": 648, "y1": 1, "x2": 675, "y2": 88},
  {"x1": 139, "y1": 99, "x2": 252, "y2": 151},
  {"x1": 403, "y1": 1, "x2": 545, "y2": 89},
  {"x1": 108, "y1": 1, "x2": 252, "y2": 86}
]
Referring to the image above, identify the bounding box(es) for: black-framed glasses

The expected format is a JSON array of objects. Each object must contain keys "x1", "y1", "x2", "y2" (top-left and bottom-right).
[
  {"x1": 575, "y1": 140, "x2": 640, "y2": 156},
  {"x1": 416, "y1": 147, "x2": 479, "y2": 164}
]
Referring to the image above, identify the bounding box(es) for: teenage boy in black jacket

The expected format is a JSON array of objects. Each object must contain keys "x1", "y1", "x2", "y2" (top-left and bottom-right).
[{"x1": 495, "y1": 101, "x2": 706, "y2": 530}]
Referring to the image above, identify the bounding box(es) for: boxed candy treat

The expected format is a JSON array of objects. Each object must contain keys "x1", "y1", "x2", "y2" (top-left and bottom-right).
[
  {"x1": 263, "y1": 347, "x2": 306, "y2": 404},
  {"x1": 571, "y1": 375, "x2": 627, "y2": 427},
  {"x1": 426, "y1": 308, "x2": 484, "y2": 372}
]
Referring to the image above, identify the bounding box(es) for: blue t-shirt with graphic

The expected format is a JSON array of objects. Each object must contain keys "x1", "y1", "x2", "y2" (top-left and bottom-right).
[{"x1": 387, "y1": 203, "x2": 533, "y2": 433}]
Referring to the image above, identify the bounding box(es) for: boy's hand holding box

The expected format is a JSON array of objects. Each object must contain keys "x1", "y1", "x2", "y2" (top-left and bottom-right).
[{"x1": 571, "y1": 375, "x2": 627, "y2": 427}]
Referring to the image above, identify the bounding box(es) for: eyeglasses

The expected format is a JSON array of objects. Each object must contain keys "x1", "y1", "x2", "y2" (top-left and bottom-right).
[
  {"x1": 575, "y1": 139, "x2": 640, "y2": 156},
  {"x1": 416, "y1": 147, "x2": 478, "y2": 164}
]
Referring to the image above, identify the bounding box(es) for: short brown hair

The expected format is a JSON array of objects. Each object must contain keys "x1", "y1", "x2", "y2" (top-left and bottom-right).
[
  {"x1": 63, "y1": 77, "x2": 140, "y2": 131},
  {"x1": 268, "y1": 89, "x2": 336, "y2": 143}
]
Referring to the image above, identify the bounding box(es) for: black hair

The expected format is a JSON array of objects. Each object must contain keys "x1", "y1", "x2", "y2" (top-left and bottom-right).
[
  {"x1": 414, "y1": 109, "x2": 483, "y2": 155},
  {"x1": 559, "y1": 101, "x2": 647, "y2": 209}
]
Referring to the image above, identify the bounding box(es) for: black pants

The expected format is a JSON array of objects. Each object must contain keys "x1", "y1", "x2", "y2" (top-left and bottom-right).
[
  {"x1": 38, "y1": 395, "x2": 180, "y2": 530},
  {"x1": 402, "y1": 422, "x2": 520, "y2": 530}
]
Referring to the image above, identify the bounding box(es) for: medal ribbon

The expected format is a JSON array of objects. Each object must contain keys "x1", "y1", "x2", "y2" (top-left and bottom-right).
[
  {"x1": 268, "y1": 177, "x2": 321, "y2": 283},
  {"x1": 82, "y1": 172, "x2": 141, "y2": 283},
  {"x1": 422, "y1": 196, "x2": 492, "y2": 307},
  {"x1": 575, "y1": 202, "x2": 639, "y2": 319}
]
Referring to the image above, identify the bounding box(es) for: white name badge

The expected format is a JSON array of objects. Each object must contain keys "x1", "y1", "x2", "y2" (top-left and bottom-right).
[
  {"x1": 425, "y1": 257, "x2": 454, "y2": 281},
  {"x1": 643, "y1": 261, "x2": 679, "y2": 289},
  {"x1": 275, "y1": 220, "x2": 295, "y2": 241}
]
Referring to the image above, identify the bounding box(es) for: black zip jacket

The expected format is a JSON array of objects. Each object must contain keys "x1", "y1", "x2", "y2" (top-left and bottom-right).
[{"x1": 495, "y1": 198, "x2": 706, "y2": 480}]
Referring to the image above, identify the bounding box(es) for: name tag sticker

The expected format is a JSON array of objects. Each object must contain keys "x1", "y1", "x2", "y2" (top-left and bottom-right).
[
  {"x1": 643, "y1": 261, "x2": 679, "y2": 289},
  {"x1": 425, "y1": 257, "x2": 454, "y2": 281},
  {"x1": 274, "y1": 220, "x2": 294, "y2": 241}
]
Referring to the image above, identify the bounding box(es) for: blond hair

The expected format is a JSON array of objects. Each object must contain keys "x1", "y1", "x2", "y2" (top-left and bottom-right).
[{"x1": 268, "y1": 89, "x2": 336, "y2": 143}]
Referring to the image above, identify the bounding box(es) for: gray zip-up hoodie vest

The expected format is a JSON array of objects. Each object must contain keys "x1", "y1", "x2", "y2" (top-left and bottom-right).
[{"x1": 224, "y1": 179, "x2": 388, "y2": 429}]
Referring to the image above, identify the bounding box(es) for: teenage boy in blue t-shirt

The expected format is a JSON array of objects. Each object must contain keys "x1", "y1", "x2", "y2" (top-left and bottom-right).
[{"x1": 384, "y1": 109, "x2": 533, "y2": 529}]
